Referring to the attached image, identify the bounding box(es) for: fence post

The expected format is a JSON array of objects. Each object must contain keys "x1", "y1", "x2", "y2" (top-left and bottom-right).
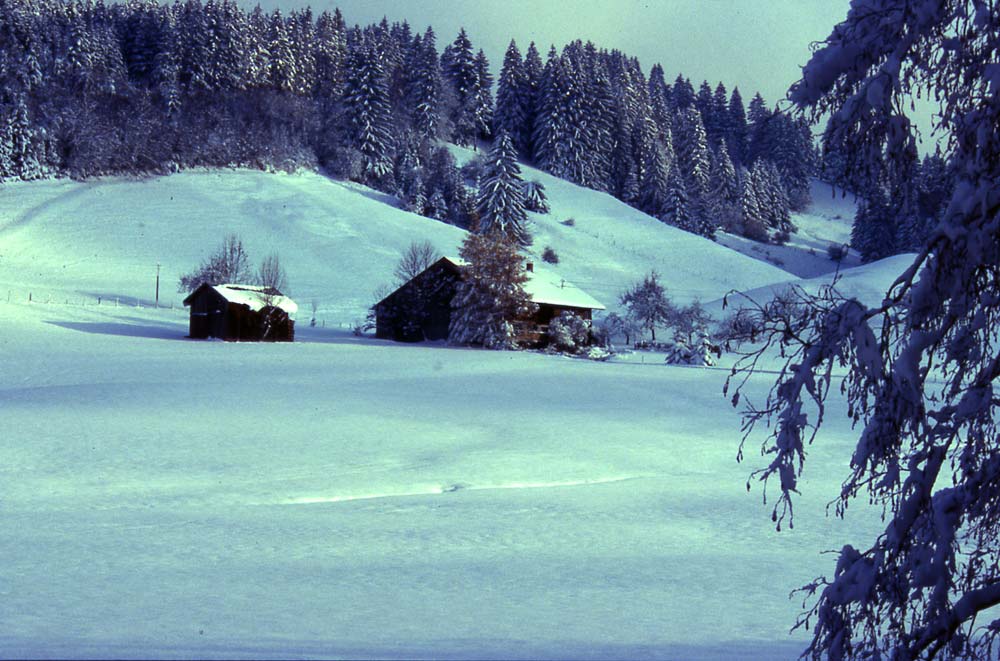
[{"x1": 28, "y1": 292, "x2": 32, "y2": 303}]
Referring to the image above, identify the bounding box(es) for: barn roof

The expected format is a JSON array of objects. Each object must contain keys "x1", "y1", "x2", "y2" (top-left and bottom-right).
[
  {"x1": 441, "y1": 257, "x2": 605, "y2": 311},
  {"x1": 184, "y1": 283, "x2": 298, "y2": 315}
]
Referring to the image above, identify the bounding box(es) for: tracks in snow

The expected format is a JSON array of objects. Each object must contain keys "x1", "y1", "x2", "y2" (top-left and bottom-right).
[{"x1": 281, "y1": 475, "x2": 645, "y2": 506}]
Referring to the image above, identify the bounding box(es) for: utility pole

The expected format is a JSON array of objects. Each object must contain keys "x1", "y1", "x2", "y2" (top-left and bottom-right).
[{"x1": 155, "y1": 263, "x2": 161, "y2": 308}]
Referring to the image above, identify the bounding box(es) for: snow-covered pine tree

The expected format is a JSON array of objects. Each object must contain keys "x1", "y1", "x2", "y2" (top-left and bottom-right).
[
  {"x1": 532, "y1": 47, "x2": 572, "y2": 176},
  {"x1": 449, "y1": 230, "x2": 536, "y2": 349},
  {"x1": 521, "y1": 180, "x2": 549, "y2": 213},
  {"x1": 427, "y1": 188, "x2": 448, "y2": 221},
  {"x1": 403, "y1": 27, "x2": 442, "y2": 140},
  {"x1": 520, "y1": 41, "x2": 544, "y2": 157},
  {"x1": 672, "y1": 74, "x2": 695, "y2": 109},
  {"x1": 582, "y1": 50, "x2": 615, "y2": 191},
  {"x1": 494, "y1": 40, "x2": 527, "y2": 153},
  {"x1": 695, "y1": 80, "x2": 715, "y2": 138},
  {"x1": 708, "y1": 141, "x2": 741, "y2": 231},
  {"x1": 727, "y1": 86, "x2": 749, "y2": 168},
  {"x1": 343, "y1": 41, "x2": 395, "y2": 186},
  {"x1": 747, "y1": 92, "x2": 768, "y2": 127},
  {"x1": 313, "y1": 9, "x2": 346, "y2": 100},
  {"x1": 709, "y1": 82, "x2": 729, "y2": 148},
  {"x1": 636, "y1": 116, "x2": 670, "y2": 217},
  {"x1": 739, "y1": 166, "x2": 768, "y2": 242},
  {"x1": 0, "y1": 104, "x2": 13, "y2": 181},
  {"x1": 748, "y1": 159, "x2": 792, "y2": 240},
  {"x1": 9, "y1": 95, "x2": 42, "y2": 180},
  {"x1": 472, "y1": 49, "x2": 493, "y2": 143},
  {"x1": 673, "y1": 105, "x2": 713, "y2": 237},
  {"x1": 476, "y1": 131, "x2": 530, "y2": 247},
  {"x1": 442, "y1": 28, "x2": 478, "y2": 146},
  {"x1": 661, "y1": 166, "x2": 694, "y2": 233},
  {"x1": 851, "y1": 185, "x2": 895, "y2": 262},
  {"x1": 267, "y1": 10, "x2": 297, "y2": 94},
  {"x1": 648, "y1": 63, "x2": 672, "y2": 141}
]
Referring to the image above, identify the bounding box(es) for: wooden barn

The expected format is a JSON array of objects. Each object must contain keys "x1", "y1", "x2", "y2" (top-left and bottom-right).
[
  {"x1": 375, "y1": 257, "x2": 605, "y2": 345},
  {"x1": 183, "y1": 283, "x2": 297, "y2": 342},
  {"x1": 375, "y1": 257, "x2": 461, "y2": 342}
]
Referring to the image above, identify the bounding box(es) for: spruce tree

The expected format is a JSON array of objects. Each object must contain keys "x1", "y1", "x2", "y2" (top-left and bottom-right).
[
  {"x1": 343, "y1": 41, "x2": 395, "y2": 184},
  {"x1": 739, "y1": 167, "x2": 768, "y2": 241},
  {"x1": 494, "y1": 40, "x2": 527, "y2": 153},
  {"x1": 673, "y1": 106, "x2": 712, "y2": 235},
  {"x1": 661, "y1": 166, "x2": 694, "y2": 233},
  {"x1": 708, "y1": 141, "x2": 741, "y2": 231},
  {"x1": 728, "y1": 87, "x2": 749, "y2": 167},
  {"x1": 636, "y1": 116, "x2": 670, "y2": 217},
  {"x1": 521, "y1": 42, "x2": 544, "y2": 157},
  {"x1": 472, "y1": 49, "x2": 493, "y2": 142},
  {"x1": 673, "y1": 74, "x2": 695, "y2": 109},
  {"x1": 442, "y1": 28, "x2": 478, "y2": 146},
  {"x1": 476, "y1": 132, "x2": 530, "y2": 247},
  {"x1": 449, "y1": 230, "x2": 536, "y2": 349},
  {"x1": 403, "y1": 27, "x2": 442, "y2": 140}
]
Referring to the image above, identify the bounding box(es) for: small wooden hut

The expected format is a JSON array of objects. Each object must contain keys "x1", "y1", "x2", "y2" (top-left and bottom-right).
[
  {"x1": 183, "y1": 283, "x2": 297, "y2": 342},
  {"x1": 374, "y1": 257, "x2": 604, "y2": 346}
]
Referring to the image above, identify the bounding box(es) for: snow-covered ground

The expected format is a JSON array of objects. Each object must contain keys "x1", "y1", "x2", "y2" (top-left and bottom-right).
[
  {"x1": 0, "y1": 167, "x2": 901, "y2": 659},
  {"x1": 1, "y1": 301, "x2": 881, "y2": 659}
]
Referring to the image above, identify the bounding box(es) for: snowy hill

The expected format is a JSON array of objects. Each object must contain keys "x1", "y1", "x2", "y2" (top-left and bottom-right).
[
  {"x1": 717, "y1": 179, "x2": 862, "y2": 278},
  {"x1": 0, "y1": 165, "x2": 790, "y2": 325},
  {"x1": 0, "y1": 166, "x2": 897, "y2": 660}
]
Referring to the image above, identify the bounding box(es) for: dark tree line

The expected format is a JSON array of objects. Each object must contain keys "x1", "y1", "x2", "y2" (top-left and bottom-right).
[
  {"x1": 0, "y1": 0, "x2": 814, "y2": 244},
  {"x1": 822, "y1": 137, "x2": 955, "y2": 263}
]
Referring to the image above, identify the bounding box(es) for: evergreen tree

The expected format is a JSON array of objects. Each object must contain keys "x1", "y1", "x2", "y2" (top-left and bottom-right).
[
  {"x1": 442, "y1": 28, "x2": 478, "y2": 146},
  {"x1": 532, "y1": 48, "x2": 572, "y2": 176},
  {"x1": 343, "y1": 41, "x2": 395, "y2": 185},
  {"x1": 673, "y1": 106, "x2": 712, "y2": 236},
  {"x1": 672, "y1": 74, "x2": 695, "y2": 109},
  {"x1": 695, "y1": 80, "x2": 714, "y2": 134},
  {"x1": 494, "y1": 40, "x2": 528, "y2": 153},
  {"x1": 661, "y1": 167, "x2": 694, "y2": 233},
  {"x1": 747, "y1": 92, "x2": 768, "y2": 126},
  {"x1": 449, "y1": 230, "x2": 536, "y2": 349},
  {"x1": 708, "y1": 141, "x2": 741, "y2": 231},
  {"x1": 476, "y1": 132, "x2": 530, "y2": 246},
  {"x1": 647, "y1": 63, "x2": 672, "y2": 141},
  {"x1": 739, "y1": 167, "x2": 768, "y2": 241},
  {"x1": 520, "y1": 42, "x2": 544, "y2": 157},
  {"x1": 851, "y1": 186, "x2": 895, "y2": 262},
  {"x1": 521, "y1": 180, "x2": 550, "y2": 213},
  {"x1": 636, "y1": 116, "x2": 670, "y2": 217},
  {"x1": 403, "y1": 27, "x2": 442, "y2": 140},
  {"x1": 709, "y1": 81, "x2": 729, "y2": 147},
  {"x1": 472, "y1": 49, "x2": 493, "y2": 142},
  {"x1": 727, "y1": 86, "x2": 749, "y2": 167}
]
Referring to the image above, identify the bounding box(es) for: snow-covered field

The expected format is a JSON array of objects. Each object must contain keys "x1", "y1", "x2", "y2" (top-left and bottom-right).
[{"x1": 0, "y1": 168, "x2": 894, "y2": 659}]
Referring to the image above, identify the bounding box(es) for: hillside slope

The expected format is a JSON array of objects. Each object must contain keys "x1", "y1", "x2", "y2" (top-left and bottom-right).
[{"x1": 0, "y1": 166, "x2": 791, "y2": 323}]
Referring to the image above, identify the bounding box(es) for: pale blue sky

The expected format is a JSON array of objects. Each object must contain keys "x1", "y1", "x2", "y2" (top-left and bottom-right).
[{"x1": 247, "y1": 0, "x2": 850, "y2": 107}]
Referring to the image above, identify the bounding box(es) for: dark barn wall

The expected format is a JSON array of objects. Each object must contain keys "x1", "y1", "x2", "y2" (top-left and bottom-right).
[
  {"x1": 376, "y1": 260, "x2": 460, "y2": 342},
  {"x1": 187, "y1": 288, "x2": 228, "y2": 339},
  {"x1": 185, "y1": 285, "x2": 294, "y2": 342}
]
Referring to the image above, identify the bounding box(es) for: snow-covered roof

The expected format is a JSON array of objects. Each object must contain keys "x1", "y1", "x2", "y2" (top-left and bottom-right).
[
  {"x1": 443, "y1": 257, "x2": 605, "y2": 311},
  {"x1": 209, "y1": 284, "x2": 298, "y2": 315}
]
